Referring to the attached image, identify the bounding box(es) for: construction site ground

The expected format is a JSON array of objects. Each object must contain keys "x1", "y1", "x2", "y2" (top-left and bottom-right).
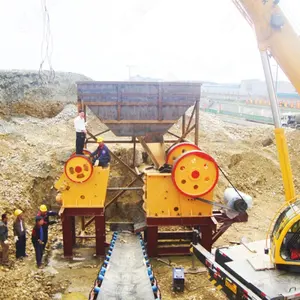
[{"x1": 1, "y1": 99, "x2": 300, "y2": 299}]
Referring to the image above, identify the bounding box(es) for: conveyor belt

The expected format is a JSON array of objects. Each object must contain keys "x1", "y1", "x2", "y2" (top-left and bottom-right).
[{"x1": 96, "y1": 232, "x2": 156, "y2": 300}]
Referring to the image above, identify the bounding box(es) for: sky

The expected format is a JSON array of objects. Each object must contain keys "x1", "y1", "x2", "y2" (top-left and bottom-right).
[{"x1": 0, "y1": 0, "x2": 299, "y2": 83}]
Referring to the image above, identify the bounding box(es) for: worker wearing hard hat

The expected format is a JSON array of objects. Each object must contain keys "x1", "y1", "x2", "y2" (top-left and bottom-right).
[
  {"x1": 31, "y1": 216, "x2": 45, "y2": 268},
  {"x1": 0, "y1": 213, "x2": 9, "y2": 265},
  {"x1": 36, "y1": 204, "x2": 58, "y2": 251},
  {"x1": 90, "y1": 137, "x2": 111, "y2": 167},
  {"x1": 13, "y1": 209, "x2": 27, "y2": 259}
]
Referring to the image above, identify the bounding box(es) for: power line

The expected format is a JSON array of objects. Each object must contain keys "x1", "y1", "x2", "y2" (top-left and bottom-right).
[{"x1": 39, "y1": 0, "x2": 55, "y2": 84}]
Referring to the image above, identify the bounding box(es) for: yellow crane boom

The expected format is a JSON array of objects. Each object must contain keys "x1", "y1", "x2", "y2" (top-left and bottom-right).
[
  {"x1": 233, "y1": 0, "x2": 300, "y2": 94},
  {"x1": 232, "y1": 0, "x2": 298, "y2": 202}
]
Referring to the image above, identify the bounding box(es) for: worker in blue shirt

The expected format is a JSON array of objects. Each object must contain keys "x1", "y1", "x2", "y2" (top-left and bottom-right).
[
  {"x1": 31, "y1": 216, "x2": 45, "y2": 268},
  {"x1": 37, "y1": 204, "x2": 58, "y2": 251},
  {"x1": 90, "y1": 137, "x2": 111, "y2": 167}
]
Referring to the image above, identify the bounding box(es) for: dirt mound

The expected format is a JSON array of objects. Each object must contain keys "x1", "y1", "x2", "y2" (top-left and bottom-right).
[
  {"x1": 0, "y1": 70, "x2": 91, "y2": 118},
  {"x1": 0, "y1": 104, "x2": 78, "y2": 215}
]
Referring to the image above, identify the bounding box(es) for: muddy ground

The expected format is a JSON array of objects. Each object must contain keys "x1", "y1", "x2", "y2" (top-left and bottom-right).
[{"x1": 1, "y1": 97, "x2": 300, "y2": 299}]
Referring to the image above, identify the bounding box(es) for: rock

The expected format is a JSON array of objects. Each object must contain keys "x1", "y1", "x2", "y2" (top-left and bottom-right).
[{"x1": 262, "y1": 137, "x2": 273, "y2": 147}]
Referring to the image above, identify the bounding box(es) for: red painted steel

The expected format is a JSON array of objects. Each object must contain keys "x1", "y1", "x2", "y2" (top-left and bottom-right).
[
  {"x1": 147, "y1": 226, "x2": 158, "y2": 257},
  {"x1": 95, "y1": 215, "x2": 106, "y2": 256},
  {"x1": 146, "y1": 212, "x2": 248, "y2": 256},
  {"x1": 62, "y1": 208, "x2": 106, "y2": 257},
  {"x1": 62, "y1": 215, "x2": 74, "y2": 257}
]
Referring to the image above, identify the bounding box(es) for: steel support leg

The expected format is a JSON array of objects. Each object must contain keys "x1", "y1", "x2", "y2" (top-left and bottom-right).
[
  {"x1": 147, "y1": 226, "x2": 158, "y2": 257},
  {"x1": 62, "y1": 214, "x2": 73, "y2": 257},
  {"x1": 95, "y1": 215, "x2": 105, "y2": 256},
  {"x1": 200, "y1": 226, "x2": 213, "y2": 252},
  {"x1": 71, "y1": 216, "x2": 76, "y2": 246}
]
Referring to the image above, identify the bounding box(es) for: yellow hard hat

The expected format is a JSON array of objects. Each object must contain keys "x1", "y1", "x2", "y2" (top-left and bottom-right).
[
  {"x1": 97, "y1": 137, "x2": 104, "y2": 143},
  {"x1": 40, "y1": 205, "x2": 48, "y2": 212},
  {"x1": 14, "y1": 209, "x2": 23, "y2": 217}
]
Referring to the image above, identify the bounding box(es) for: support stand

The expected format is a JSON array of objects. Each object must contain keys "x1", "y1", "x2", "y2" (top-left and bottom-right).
[{"x1": 62, "y1": 208, "x2": 106, "y2": 257}]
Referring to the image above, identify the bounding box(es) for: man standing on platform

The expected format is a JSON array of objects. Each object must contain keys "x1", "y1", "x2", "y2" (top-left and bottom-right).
[{"x1": 74, "y1": 109, "x2": 87, "y2": 154}]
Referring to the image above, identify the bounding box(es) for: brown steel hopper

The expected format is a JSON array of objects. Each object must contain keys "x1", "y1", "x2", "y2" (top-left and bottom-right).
[{"x1": 77, "y1": 81, "x2": 201, "y2": 167}]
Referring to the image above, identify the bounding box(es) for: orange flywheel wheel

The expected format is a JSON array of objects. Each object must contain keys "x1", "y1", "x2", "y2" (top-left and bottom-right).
[
  {"x1": 171, "y1": 150, "x2": 219, "y2": 197},
  {"x1": 64, "y1": 155, "x2": 93, "y2": 183},
  {"x1": 166, "y1": 142, "x2": 201, "y2": 165}
]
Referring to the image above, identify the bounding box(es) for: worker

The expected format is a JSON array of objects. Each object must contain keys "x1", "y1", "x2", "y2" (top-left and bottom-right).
[
  {"x1": 31, "y1": 216, "x2": 45, "y2": 268},
  {"x1": 74, "y1": 109, "x2": 87, "y2": 155},
  {"x1": 0, "y1": 213, "x2": 9, "y2": 265},
  {"x1": 90, "y1": 137, "x2": 111, "y2": 167},
  {"x1": 36, "y1": 204, "x2": 58, "y2": 251},
  {"x1": 13, "y1": 209, "x2": 27, "y2": 259}
]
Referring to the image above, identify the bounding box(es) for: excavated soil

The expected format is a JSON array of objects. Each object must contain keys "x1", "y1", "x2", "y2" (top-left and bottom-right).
[{"x1": 1, "y1": 87, "x2": 300, "y2": 299}]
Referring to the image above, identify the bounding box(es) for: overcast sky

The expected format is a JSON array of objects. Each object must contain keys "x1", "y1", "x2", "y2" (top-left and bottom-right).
[{"x1": 0, "y1": 0, "x2": 299, "y2": 83}]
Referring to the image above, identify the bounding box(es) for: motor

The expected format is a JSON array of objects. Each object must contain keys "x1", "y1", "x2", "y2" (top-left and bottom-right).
[{"x1": 224, "y1": 188, "x2": 253, "y2": 213}]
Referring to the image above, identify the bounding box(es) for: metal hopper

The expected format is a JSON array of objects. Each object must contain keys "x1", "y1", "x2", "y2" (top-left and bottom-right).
[{"x1": 77, "y1": 81, "x2": 201, "y2": 137}]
